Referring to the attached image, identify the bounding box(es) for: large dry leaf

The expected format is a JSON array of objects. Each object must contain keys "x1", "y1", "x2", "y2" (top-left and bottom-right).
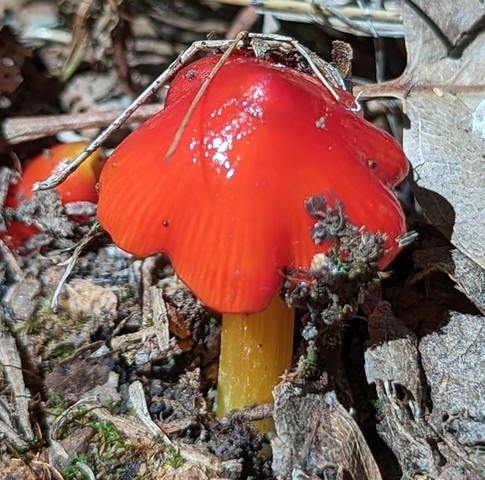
[
  {"x1": 364, "y1": 303, "x2": 484, "y2": 478},
  {"x1": 400, "y1": 1, "x2": 485, "y2": 269},
  {"x1": 272, "y1": 382, "x2": 382, "y2": 479},
  {"x1": 419, "y1": 312, "x2": 485, "y2": 441}
]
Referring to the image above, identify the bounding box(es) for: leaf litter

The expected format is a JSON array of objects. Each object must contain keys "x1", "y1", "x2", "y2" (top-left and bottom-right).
[{"x1": 0, "y1": 1, "x2": 484, "y2": 479}]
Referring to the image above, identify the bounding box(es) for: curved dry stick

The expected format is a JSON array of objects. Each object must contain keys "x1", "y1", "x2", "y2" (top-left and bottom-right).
[
  {"x1": 34, "y1": 33, "x2": 347, "y2": 192},
  {"x1": 0, "y1": 105, "x2": 162, "y2": 146},
  {"x1": 33, "y1": 38, "x2": 228, "y2": 192},
  {"x1": 166, "y1": 31, "x2": 249, "y2": 162}
]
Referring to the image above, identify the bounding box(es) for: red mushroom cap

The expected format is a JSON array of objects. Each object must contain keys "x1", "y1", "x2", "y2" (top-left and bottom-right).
[
  {"x1": 3, "y1": 142, "x2": 105, "y2": 250},
  {"x1": 97, "y1": 54, "x2": 408, "y2": 314},
  {"x1": 6, "y1": 142, "x2": 105, "y2": 208}
]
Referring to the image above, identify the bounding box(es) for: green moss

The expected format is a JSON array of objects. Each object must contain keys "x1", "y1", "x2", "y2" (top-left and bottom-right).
[
  {"x1": 49, "y1": 344, "x2": 76, "y2": 360},
  {"x1": 47, "y1": 392, "x2": 68, "y2": 417},
  {"x1": 165, "y1": 446, "x2": 184, "y2": 469},
  {"x1": 63, "y1": 453, "x2": 91, "y2": 480},
  {"x1": 93, "y1": 420, "x2": 130, "y2": 453}
]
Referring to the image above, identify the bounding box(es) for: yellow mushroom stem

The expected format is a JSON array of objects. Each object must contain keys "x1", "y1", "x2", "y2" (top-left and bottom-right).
[{"x1": 216, "y1": 291, "x2": 295, "y2": 433}]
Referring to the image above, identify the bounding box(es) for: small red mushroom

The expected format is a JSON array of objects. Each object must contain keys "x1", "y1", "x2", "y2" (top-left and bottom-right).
[
  {"x1": 3, "y1": 142, "x2": 105, "y2": 249},
  {"x1": 97, "y1": 53, "x2": 408, "y2": 427}
]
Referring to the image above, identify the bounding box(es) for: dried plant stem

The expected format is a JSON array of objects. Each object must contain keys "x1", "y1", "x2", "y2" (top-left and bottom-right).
[
  {"x1": 1, "y1": 104, "x2": 163, "y2": 147},
  {"x1": 34, "y1": 33, "x2": 347, "y2": 192},
  {"x1": 205, "y1": 0, "x2": 403, "y2": 24},
  {"x1": 166, "y1": 31, "x2": 249, "y2": 161},
  {"x1": 51, "y1": 225, "x2": 102, "y2": 312},
  {"x1": 33, "y1": 38, "x2": 221, "y2": 192}
]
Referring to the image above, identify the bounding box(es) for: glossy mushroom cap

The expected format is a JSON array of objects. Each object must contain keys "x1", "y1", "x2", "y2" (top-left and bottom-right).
[
  {"x1": 7, "y1": 142, "x2": 105, "y2": 207},
  {"x1": 97, "y1": 53, "x2": 408, "y2": 314},
  {"x1": 3, "y1": 142, "x2": 105, "y2": 249}
]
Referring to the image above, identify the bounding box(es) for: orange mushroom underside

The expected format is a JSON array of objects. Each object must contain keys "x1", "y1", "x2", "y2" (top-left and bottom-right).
[{"x1": 97, "y1": 53, "x2": 408, "y2": 314}]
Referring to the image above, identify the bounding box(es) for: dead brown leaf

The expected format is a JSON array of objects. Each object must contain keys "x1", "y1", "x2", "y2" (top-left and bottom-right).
[
  {"x1": 365, "y1": 1, "x2": 485, "y2": 271},
  {"x1": 272, "y1": 381, "x2": 382, "y2": 480}
]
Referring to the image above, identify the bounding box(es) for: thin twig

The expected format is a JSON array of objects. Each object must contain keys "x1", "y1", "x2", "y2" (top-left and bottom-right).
[
  {"x1": 204, "y1": 0, "x2": 402, "y2": 23},
  {"x1": 226, "y1": 7, "x2": 259, "y2": 39},
  {"x1": 1, "y1": 104, "x2": 163, "y2": 147},
  {"x1": 165, "y1": 31, "x2": 249, "y2": 162},
  {"x1": 33, "y1": 39, "x2": 221, "y2": 192},
  {"x1": 51, "y1": 225, "x2": 102, "y2": 312},
  {"x1": 228, "y1": 402, "x2": 273, "y2": 421},
  {"x1": 34, "y1": 33, "x2": 347, "y2": 191},
  {"x1": 289, "y1": 39, "x2": 341, "y2": 101}
]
